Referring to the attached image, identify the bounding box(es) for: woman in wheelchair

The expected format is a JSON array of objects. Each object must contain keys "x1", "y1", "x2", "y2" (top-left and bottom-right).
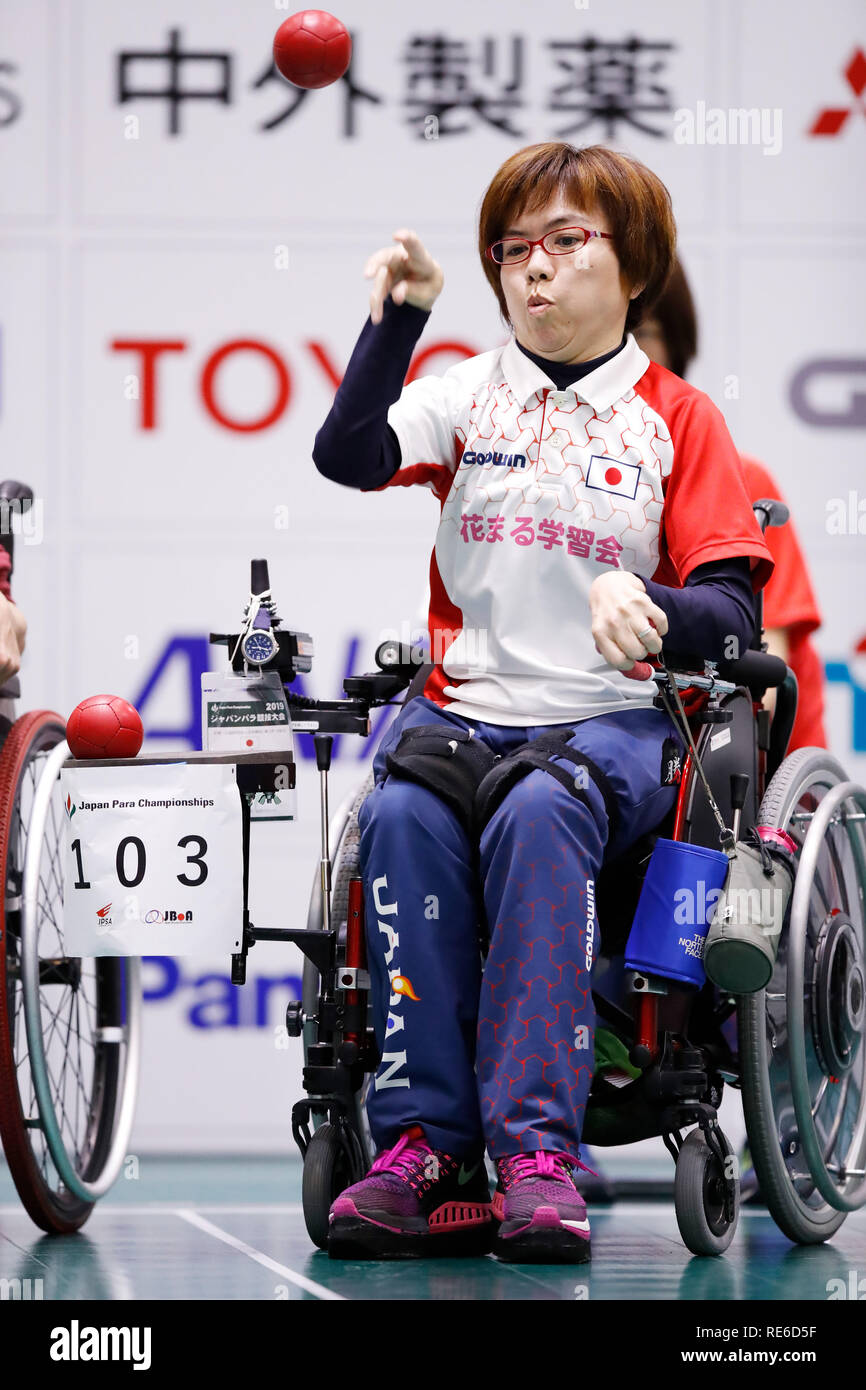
[{"x1": 313, "y1": 142, "x2": 775, "y2": 1263}]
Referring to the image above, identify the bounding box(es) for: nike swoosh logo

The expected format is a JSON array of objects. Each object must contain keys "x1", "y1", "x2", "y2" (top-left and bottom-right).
[
  {"x1": 457, "y1": 1162, "x2": 483, "y2": 1186},
  {"x1": 562, "y1": 1218, "x2": 591, "y2": 1232}
]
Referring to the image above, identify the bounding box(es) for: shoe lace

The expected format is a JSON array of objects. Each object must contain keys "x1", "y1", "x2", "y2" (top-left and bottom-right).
[
  {"x1": 370, "y1": 1127, "x2": 435, "y2": 1182},
  {"x1": 498, "y1": 1150, "x2": 597, "y2": 1189}
]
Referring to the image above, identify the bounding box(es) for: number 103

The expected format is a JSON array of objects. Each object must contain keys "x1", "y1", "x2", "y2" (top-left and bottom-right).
[{"x1": 70, "y1": 835, "x2": 209, "y2": 890}]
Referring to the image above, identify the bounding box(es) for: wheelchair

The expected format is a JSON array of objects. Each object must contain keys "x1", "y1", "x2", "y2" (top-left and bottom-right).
[
  {"x1": 0, "y1": 481, "x2": 142, "y2": 1234},
  {"x1": 2, "y1": 497, "x2": 864, "y2": 1264},
  {"x1": 286, "y1": 498, "x2": 866, "y2": 1258}
]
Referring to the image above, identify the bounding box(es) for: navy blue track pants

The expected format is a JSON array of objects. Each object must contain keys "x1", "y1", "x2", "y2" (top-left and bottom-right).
[{"x1": 357, "y1": 694, "x2": 683, "y2": 1163}]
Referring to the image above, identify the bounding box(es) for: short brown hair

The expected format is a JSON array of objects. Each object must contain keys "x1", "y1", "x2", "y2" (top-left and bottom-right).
[
  {"x1": 478, "y1": 142, "x2": 677, "y2": 334},
  {"x1": 644, "y1": 256, "x2": 698, "y2": 379}
]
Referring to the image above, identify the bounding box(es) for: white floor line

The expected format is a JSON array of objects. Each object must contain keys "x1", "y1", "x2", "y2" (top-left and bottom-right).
[
  {"x1": 0, "y1": 1203, "x2": 304, "y2": 1216},
  {"x1": 175, "y1": 1209, "x2": 344, "y2": 1301}
]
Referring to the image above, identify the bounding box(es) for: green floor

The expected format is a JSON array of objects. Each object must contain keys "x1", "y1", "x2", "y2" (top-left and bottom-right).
[{"x1": 2, "y1": 1156, "x2": 865, "y2": 1301}]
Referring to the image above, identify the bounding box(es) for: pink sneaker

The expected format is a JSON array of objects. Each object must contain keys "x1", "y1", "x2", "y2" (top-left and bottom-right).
[
  {"x1": 492, "y1": 1151, "x2": 592, "y2": 1263},
  {"x1": 327, "y1": 1126, "x2": 494, "y2": 1259}
]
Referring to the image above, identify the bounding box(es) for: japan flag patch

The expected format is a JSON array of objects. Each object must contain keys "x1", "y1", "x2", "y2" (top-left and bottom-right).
[{"x1": 585, "y1": 454, "x2": 641, "y2": 501}]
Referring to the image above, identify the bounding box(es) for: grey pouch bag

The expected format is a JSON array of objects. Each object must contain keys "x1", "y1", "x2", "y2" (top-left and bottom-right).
[{"x1": 704, "y1": 829, "x2": 796, "y2": 994}]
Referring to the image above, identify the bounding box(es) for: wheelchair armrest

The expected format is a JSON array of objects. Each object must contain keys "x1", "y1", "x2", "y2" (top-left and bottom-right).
[
  {"x1": 342, "y1": 670, "x2": 415, "y2": 703},
  {"x1": 716, "y1": 648, "x2": 788, "y2": 694},
  {"x1": 343, "y1": 643, "x2": 433, "y2": 706},
  {"x1": 343, "y1": 660, "x2": 435, "y2": 707},
  {"x1": 661, "y1": 647, "x2": 789, "y2": 696}
]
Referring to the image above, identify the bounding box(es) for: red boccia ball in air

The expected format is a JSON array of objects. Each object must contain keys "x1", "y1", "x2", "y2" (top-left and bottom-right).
[
  {"x1": 273, "y1": 10, "x2": 351, "y2": 89},
  {"x1": 67, "y1": 695, "x2": 144, "y2": 760}
]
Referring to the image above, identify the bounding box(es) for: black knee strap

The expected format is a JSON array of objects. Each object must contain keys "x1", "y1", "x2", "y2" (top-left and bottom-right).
[
  {"x1": 474, "y1": 728, "x2": 619, "y2": 838},
  {"x1": 384, "y1": 724, "x2": 498, "y2": 837}
]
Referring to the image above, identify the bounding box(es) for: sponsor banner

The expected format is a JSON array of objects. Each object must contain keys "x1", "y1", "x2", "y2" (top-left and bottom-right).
[{"x1": 70, "y1": 0, "x2": 716, "y2": 230}]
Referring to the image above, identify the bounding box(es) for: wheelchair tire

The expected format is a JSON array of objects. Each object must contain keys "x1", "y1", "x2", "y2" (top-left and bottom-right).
[
  {"x1": 0, "y1": 713, "x2": 141, "y2": 1232},
  {"x1": 303, "y1": 770, "x2": 375, "y2": 1165},
  {"x1": 302, "y1": 1122, "x2": 354, "y2": 1251},
  {"x1": 739, "y1": 746, "x2": 861, "y2": 1244},
  {"x1": 674, "y1": 1128, "x2": 739, "y2": 1256}
]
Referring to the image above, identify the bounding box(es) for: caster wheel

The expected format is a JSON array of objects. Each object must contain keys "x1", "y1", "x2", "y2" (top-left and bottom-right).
[
  {"x1": 302, "y1": 1123, "x2": 354, "y2": 1251},
  {"x1": 674, "y1": 1128, "x2": 740, "y2": 1256}
]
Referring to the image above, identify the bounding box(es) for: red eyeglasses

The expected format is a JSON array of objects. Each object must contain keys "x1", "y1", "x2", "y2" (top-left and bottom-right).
[{"x1": 486, "y1": 226, "x2": 613, "y2": 265}]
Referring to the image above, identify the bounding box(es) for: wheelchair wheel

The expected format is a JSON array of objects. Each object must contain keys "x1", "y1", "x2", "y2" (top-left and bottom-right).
[
  {"x1": 739, "y1": 747, "x2": 866, "y2": 1244},
  {"x1": 302, "y1": 1123, "x2": 355, "y2": 1251},
  {"x1": 674, "y1": 1128, "x2": 740, "y2": 1255},
  {"x1": 0, "y1": 713, "x2": 141, "y2": 1233},
  {"x1": 303, "y1": 770, "x2": 375, "y2": 1166}
]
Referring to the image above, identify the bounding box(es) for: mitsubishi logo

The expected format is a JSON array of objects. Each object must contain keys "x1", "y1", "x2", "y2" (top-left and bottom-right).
[{"x1": 809, "y1": 49, "x2": 866, "y2": 135}]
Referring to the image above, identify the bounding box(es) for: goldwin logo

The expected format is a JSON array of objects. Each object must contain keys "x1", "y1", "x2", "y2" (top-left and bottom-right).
[
  {"x1": 49, "y1": 1321, "x2": 152, "y2": 1371},
  {"x1": 584, "y1": 879, "x2": 596, "y2": 973}
]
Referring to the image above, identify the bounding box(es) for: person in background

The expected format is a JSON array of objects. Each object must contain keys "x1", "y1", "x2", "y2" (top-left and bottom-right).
[
  {"x1": 0, "y1": 545, "x2": 26, "y2": 686},
  {"x1": 634, "y1": 260, "x2": 827, "y2": 751}
]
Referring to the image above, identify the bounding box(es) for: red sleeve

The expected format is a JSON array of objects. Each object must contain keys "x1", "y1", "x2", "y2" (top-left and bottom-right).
[
  {"x1": 738, "y1": 454, "x2": 822, "y2": 636},
  {"x1": 0, "y1": 545, "x2": 11, "y2": 602},
  {"x1": 654, "y1": 390, "x2": 774, "y2": 594}
]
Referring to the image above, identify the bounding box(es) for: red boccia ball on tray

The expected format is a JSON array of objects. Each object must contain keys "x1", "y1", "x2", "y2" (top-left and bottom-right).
[
  {"x1": 66, "y1": 695, "x2": 144, "y2": 760},
  {"x1": 273, "y1": 10, "x2": 351, "y2": 89}
]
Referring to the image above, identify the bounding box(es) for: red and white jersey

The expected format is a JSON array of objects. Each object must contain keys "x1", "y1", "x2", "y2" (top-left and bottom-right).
[{"x1": 366, "y1": 333, "x2": 774, "y2": 726}]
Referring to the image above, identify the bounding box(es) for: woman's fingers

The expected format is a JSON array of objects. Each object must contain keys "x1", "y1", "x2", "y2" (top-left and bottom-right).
[
  {"x1": 369, "y1": 265, "x2": 391, "y2": 323},
  {"x1": 392, "y1": 228, "x2": 430, "y2": 270},
  {"x1": 594, "y1": 631, "x2": 631, "y2": 670},
  {"x1": 365, "y1": 243, "x2": 409, "y2": 281},
  {"x1": 631, "y1": 620, "x2": 663, "y2": 656},
  {"x1": 643, "y1": 599, "x2": 669, "y2": 636},
  {"x1": 369, "y1": 259, "x2": 405, "y2": 322},
  {"x1": 364, "y1": 230, "x2": 443, "y2": 321},
  {"x1": 619, "y1": 628, "x2": 657, "y2": 662},
  {"x1": 366, "y1": 245, "x2": 412, "y2": 322}
]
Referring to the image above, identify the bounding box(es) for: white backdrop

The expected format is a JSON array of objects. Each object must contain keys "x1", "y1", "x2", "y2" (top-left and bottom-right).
[{"x1": 1, "y1": 0, "x2": 864, "y2": 1153}]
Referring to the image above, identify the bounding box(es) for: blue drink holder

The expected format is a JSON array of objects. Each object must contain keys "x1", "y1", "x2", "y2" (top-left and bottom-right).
[{"x1": 624, "y1": 838, "x2": 731, "y2": 988}]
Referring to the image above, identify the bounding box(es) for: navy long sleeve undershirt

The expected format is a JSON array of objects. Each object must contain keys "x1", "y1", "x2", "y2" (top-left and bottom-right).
[{"x1": 313, "y1": 300, "x2": 757, "y2": 662}]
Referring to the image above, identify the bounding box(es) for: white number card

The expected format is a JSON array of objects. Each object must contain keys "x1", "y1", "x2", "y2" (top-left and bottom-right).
[{"x1": 61, "y1": 761, "x2": 243, "y2": 958}]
